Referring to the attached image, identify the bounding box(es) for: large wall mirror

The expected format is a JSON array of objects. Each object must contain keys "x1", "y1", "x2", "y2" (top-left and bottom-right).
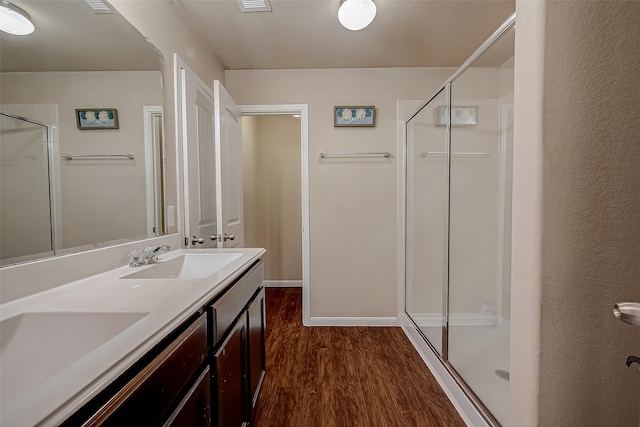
[{"x1": 0, "y1": 0, "x2": 166, "y2": 266}]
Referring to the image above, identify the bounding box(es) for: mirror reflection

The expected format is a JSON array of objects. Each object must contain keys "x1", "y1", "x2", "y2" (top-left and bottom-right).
[{"x1": 0, "y1": 0, "x2": 165, "y2": 266}]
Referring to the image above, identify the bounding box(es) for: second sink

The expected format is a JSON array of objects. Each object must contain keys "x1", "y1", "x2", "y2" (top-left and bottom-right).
[{"x1": 121, "y1": 253, "x2": 243, "y2": 280}]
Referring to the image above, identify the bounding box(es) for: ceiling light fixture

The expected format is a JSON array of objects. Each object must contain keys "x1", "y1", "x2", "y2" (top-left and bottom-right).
[
  {"x1": 0, "y1": 1, "x2": 34, "y2": 35},
  {"x1": 338, "y1": 0, "x2": 376, "y2": 31}
]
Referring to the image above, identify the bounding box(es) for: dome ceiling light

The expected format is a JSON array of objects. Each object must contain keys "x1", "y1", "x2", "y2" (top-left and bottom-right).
[
  {"x1": 338, "y1": 0, "x2": 377, "y2": 31},
  {"x1": 0, "y1": 1, "x2": 34, "y2": 35}
]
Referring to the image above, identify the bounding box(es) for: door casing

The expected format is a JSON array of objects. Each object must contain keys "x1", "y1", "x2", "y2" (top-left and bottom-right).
[{"x1": 238, "y1": 105, "x2": 310, "y2": 326}]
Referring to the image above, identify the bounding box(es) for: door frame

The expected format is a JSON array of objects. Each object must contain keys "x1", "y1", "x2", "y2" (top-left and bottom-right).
[
  {"x1": 143, "y1": 105, "x2": 164, "y2": 236},
  {"x1": 238, "y1": 104, "x2": 310, "y2": 326}
]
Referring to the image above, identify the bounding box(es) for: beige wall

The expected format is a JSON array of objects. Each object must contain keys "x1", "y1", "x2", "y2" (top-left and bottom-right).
[
  {"x1": 226, "y1": 67, "x2": 453, "y2": 318},
  {"x1": 511, "y1": 1, "x2": 640, "y2": 425},
  {"x1": 243, "y1": 115, "x2": 302, "y2": 281},
  {"x1": 1, "y1": 71, "x2": 162, "y2": 248},
  {"x1": 111, "y1": 0, "x2": 225, "y2": 234}
]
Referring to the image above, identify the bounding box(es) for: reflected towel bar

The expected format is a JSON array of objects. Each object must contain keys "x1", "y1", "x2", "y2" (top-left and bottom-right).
[
  {"x1": 420, "y1": 151, "x2": 491, "y2": 157},
  {"x1": 319, "y1": 151, "x2": 390, "y2": 158},
  {"x1": 61, "y1": 154, "x2": 135, "y2": 160}
]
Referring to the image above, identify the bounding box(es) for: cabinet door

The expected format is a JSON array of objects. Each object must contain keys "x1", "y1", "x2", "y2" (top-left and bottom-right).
[
  {"x1": 164, "y1": 367, "x2": 211, "y2": 427},
  {"x1": 247, "y1": 287, "x2": 266, "y2": 419},
  {"x1": 213, "y1": 317, "x2": 246, "y2": 427}
]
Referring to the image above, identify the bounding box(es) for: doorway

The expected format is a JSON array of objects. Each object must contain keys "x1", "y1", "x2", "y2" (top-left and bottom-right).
[{"x1": 239, "y1": 105, "x2": 310, "y2": 325}]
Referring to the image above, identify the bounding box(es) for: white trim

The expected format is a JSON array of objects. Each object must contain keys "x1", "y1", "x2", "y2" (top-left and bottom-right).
[
  {"x1": 238, "y1": 104, "x2": 310, "y2": 327},
  {"x1": 402, "y1": 315, "x2": 488, "y2": 427},
  {"x1": 307, "y1": 317, "x2": 398, "y2": 327},
  {"x1": 173, "y1": 55, "x2": 187, "y2": 242},
  {"x1": 497, "y1": 103, "x2": 514, "y2": 320},
  {"x1": 143, "y1": 105, "x2": 163, "y2": 236},
  {"x1": 263, "y1": 280, "x2": 302, "y2": 288}
]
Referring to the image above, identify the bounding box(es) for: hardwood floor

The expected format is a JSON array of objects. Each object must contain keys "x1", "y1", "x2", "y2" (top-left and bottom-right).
[{"x1": 252, "y1": 288, "x2": 466, "y2": 427}]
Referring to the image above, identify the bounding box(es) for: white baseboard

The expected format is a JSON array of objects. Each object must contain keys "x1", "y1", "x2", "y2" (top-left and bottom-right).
[
  {"x1": 307, "y1": 317, "x2": 398, "y2": 327},
  {"x1": 401, "y1": 314, "x2": 489, "y2": 427},
  {"x1": 263, "y1": 280, "x2": 302, "y2": 288}
]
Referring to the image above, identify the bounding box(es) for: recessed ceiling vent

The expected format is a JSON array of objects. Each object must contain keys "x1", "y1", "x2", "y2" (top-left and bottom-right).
[
  {"x1": 236, "y1": 0, "x2": 272, "y2": 13},
  {"x1": 84, "y1": 0, "x2": 113, "y2": 14}
]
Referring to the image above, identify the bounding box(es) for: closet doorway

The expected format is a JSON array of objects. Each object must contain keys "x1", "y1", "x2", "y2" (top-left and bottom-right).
[{"x1": 239, "y1": 105, "x2": 310, "y2": 324}]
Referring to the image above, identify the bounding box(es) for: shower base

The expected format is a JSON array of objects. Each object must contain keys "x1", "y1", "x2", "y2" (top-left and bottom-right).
[{"x1": 418, "y1": 321, "x2": 510, "y2": 425}]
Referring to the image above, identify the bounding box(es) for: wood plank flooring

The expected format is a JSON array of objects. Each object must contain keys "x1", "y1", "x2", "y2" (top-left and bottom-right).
[{"x1": 252, "y1": 288, "x2": 466, "y2": 427}]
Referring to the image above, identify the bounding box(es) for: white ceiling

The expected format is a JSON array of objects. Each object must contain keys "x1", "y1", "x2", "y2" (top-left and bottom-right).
[
  {"x1": 0, "y1": 0, "x2": 162, "y2": 72},
  {"x1": 0, "y1": 0, "x2": 515, "y2": 73},
  {"x1": 175, "y1": 0, "x2": 516, "y2": 70}
]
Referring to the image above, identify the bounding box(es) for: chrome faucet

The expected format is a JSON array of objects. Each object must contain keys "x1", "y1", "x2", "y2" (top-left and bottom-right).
[{"x1": 128, "y1": 245, "x2": 171, "y2": 267}]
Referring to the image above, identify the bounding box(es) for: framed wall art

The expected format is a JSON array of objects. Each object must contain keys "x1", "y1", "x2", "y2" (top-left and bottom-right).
[
  {"x1": 75, "y1": 108, "x2": 119, "y2": 130},
  {"x1": 334, "y1": 106, "x2": 375, "y2": 127}
]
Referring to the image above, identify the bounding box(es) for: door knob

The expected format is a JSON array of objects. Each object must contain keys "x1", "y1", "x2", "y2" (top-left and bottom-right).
[
  {"x1": 191, "y1": 236, "x2": 205, "y2": 245},
  {"x1": 223, "y1": 233, "x2": 235, "y2": 241},
  {"x1": 210, "y1": 234, "x2": 218, "y2": 241},
  {"x1": 613, "y1": 302, "x2": 640, "y2": 326}
]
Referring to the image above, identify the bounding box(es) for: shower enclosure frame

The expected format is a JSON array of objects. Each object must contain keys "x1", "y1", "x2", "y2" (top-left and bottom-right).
[
  {"x1": 0, "y1": 111, "x2": 57, "y2": 264},
  {"x1": 403, "y1": 13, "x2": 516, "y2": 427}
]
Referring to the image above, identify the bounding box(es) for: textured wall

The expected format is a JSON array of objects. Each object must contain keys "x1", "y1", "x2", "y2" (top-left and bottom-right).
[{"x1": 511, "y1": 1, "x2": 640, "y2": 425}]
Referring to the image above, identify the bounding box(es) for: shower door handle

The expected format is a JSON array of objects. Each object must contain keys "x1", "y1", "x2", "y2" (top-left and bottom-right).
[{"x1": 613, "y1": 302, "x2": 640, "y2": 326}]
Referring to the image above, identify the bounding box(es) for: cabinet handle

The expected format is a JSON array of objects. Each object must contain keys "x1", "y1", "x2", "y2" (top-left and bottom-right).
[
  {"x1": 191, "y1": 236, "x2": 205, "y2": 245},
  {"x1": 210, "y1": 234, "x2": 218, "y2": 241},
  {"x1": 223, "y1": 233, "x2": 235, "y2": 241}
]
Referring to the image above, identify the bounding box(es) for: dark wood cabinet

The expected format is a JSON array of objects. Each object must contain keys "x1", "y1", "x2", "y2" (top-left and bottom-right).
[
  {"x1": 64, "y1": 260, "x2": 265, "y2": 427},
  {"x1": 75, "y1": 313, "x2": 208, "y2": 427},
  {"x1": 209, "y1": 261, "x2": 265, "y2": 427},
  {"x1": 246, "y1": 287, "x2": 266, "y2": 419},
  {"x1": 213, "y1": 317, "x2": 247, "y2": 427},
  {"x1": 164, "y1": 367, "x2": 211, "y2": 427}
]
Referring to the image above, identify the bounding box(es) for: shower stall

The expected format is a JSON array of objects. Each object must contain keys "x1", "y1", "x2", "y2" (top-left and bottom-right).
[
  {"x1": 0, "y1": 112, "x2": 56, "y2": 265},
  {"x1": 404, "y1": 15, "x2": 515, "y2": 426}
]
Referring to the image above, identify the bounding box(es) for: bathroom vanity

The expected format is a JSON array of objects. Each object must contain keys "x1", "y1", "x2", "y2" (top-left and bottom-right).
[{"x1": 0, "y1": 248, "x2": 266, "y2": 427}]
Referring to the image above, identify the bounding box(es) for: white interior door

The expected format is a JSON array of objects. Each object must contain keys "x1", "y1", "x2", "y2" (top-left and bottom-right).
[
  {"x1": 181, "y1": 66, "x2": 217, "y2": 248},
  {"x1": 214, "y1": 80, "x2": 244, "y2": 248}
]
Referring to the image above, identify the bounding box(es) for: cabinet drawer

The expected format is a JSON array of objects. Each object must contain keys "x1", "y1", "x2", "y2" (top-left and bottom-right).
[
  {"x1": 210, "y1": 261, "x2": 263, "y2": 347},
  {"x1": 83, "y1": 313, "x2": 208, "y2": 426},
  {"x1": 163, "y1": 366, "x2": 211, "y2": 427}
]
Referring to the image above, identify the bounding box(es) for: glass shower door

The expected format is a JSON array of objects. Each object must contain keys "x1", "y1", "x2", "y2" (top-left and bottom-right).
[
  {"x1": 0, "y1": 113, "x2": 53, "y2": 264},
  {"x1": 447, "y1": 27, "x2": 515, "y2": 426},
  {"x1": 405, "y1": 87, "x2": 449, "y2": 356}
]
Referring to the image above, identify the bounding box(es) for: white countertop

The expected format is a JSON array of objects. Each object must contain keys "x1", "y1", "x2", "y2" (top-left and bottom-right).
[{"x1": 0, "y1": 248, "x2": 265, "y2": 427}]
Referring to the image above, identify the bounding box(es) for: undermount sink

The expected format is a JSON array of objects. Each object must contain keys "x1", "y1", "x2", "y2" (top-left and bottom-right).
[
  {"x1": 120, "y1": 253, "x2": 243, "y2": 280},
  {"x1": 0, "y1": 311, "x2": 148, "y2": 398}
]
